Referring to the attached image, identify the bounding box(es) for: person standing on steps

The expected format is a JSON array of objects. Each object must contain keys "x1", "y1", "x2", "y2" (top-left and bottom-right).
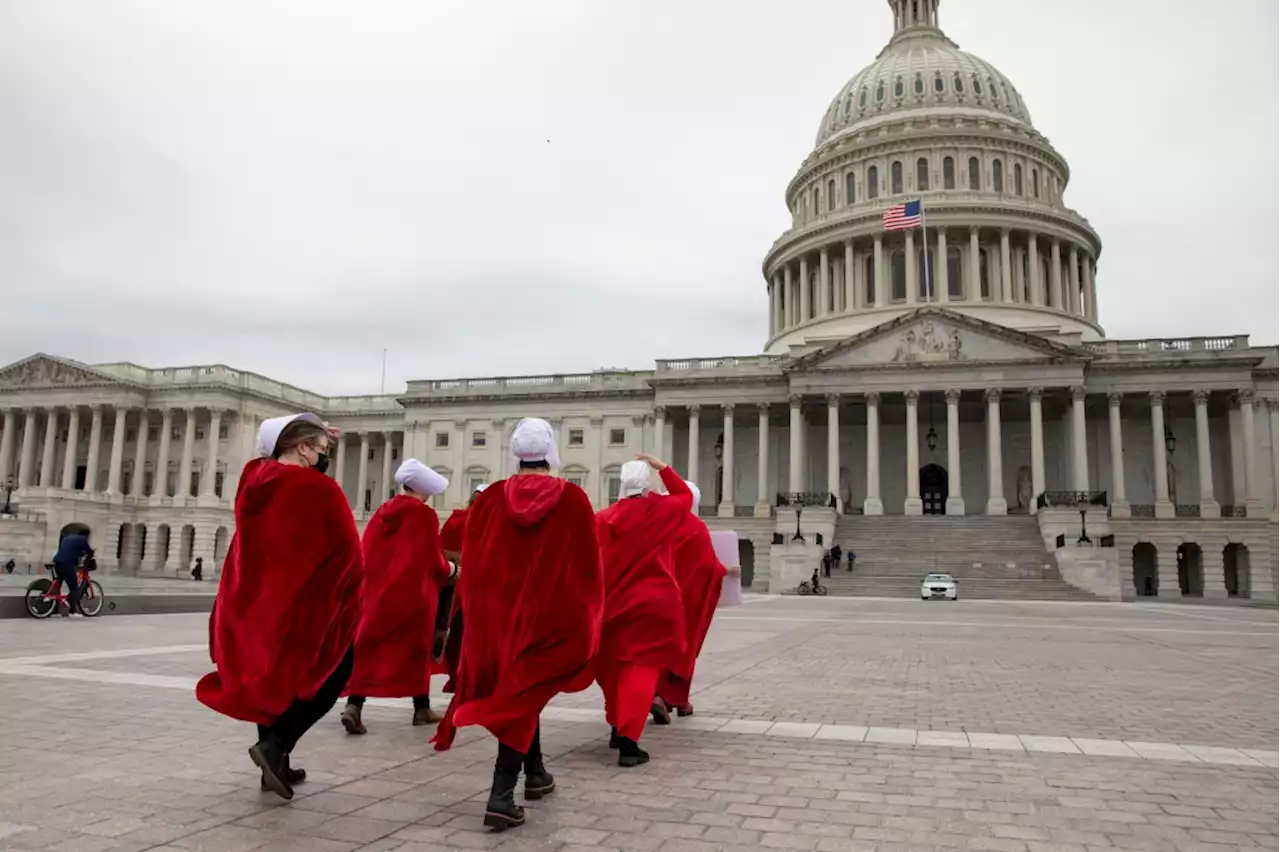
[
  {"x1": 191, "y1": 556, "x2": 203, "y2": 581},
  {"x1": 196, "y1": 413, "x2": 362, "y2": 801},
  {"x1": 829, "y1": 543, "x2": 842, "y2": 574},
  {"x1": 341, "y1": 459, "x2": 452, "y2": 735},
  {"x1": 594, "y1": 454, "x2": 691, "y2": 768},
  {"x1": 433, "y1": 418, "x2": 603, "y2": 834}
]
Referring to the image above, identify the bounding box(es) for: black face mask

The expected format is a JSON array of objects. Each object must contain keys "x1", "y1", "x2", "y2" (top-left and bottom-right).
[{"x1": 311, "y1": 451, "x2": 331, "y2": 476}]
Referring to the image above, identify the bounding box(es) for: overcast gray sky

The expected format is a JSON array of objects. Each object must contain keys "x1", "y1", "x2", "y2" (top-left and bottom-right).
[{"x1": 1, "y1": 0, "x2": 1275, "y2": 395}]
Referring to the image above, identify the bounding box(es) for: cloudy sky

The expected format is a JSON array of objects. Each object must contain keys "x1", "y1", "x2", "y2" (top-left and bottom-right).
[{"x1": 1, "y1": 0, "x2": 1275, "y2": 395}]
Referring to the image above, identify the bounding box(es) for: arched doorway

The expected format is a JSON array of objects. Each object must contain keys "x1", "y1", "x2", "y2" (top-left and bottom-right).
[
  {"x1": 1223, "y1": 544, "x2": 1251, "y2": 598},
  {"x1": 920, "y1": 464, "x2": 948, "y2": 515},
  {"x1": 1132, "y1": 543, "x2": 1158, "y2": 597},
  {"x1": 738, "y1": 540, "x2": 755, "y2": 589},
  {"x1": 1177, "y1": 543, "x2": 1203, "y2": 597}
]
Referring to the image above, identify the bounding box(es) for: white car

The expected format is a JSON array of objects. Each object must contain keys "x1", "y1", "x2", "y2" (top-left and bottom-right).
[{"x1": 920, "y1": 573, "x2": 958, "y2": 601}]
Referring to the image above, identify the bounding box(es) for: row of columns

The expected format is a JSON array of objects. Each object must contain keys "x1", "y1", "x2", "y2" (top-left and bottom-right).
[
  {"x1": 0, "y1": 405, "x2": 231, "y2": 499},
  {"x1": 330, "y1": 429, "x2": 407, "y2": 513},
  {"x1": 768, "y1": 228, "x2": 1099, "y2": 336}
]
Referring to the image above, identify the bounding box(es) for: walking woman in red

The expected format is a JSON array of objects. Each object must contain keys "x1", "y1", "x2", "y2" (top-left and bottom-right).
[
  {"x1": 196, "y1": 413, "x2": 362, "y2": 800},
  {"x1": 341, "y1": 459, "x2": 452, "y2": 734},
  {"x1": 594, "y1": 454, "x2": 691, "y2": 767}
]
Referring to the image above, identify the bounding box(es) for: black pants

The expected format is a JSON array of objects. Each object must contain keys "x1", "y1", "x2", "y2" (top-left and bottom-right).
[
  {"x1": 54, "y1": 565, "x2": 82, "y2": 614},
  {"x1": 258, "y1": 645, "x2": 355, "y2": 753},
  {"x1": 346, "y1": 694, "x2": 431, "y2": 710},
  {"x1": 495, "y1": 723, "x2": 543, "y2": 776}
]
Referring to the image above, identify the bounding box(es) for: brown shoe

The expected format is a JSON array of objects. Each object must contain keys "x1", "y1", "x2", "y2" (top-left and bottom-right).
[
  {"x1": 341, "y1": 703, "x2": 367, "y2": 735},
  {"x1": 412, "y1": 706, "x2": 444, "y2": 726}
]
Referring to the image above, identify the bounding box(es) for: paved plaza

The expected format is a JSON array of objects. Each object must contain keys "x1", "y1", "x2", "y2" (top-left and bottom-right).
[{"x1": 0, "y1": 598, "x2": 1275, "y2": 852}]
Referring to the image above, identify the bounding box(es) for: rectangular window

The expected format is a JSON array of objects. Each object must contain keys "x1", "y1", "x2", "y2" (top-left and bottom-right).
[
  {"x1": 219, "y1": 424, "x2": 228, "y2": 439},
  {"x1": 607, "y1": 475, "x2": 622, "y2": 505},
  {"x1": 568, "y1": 428, "x2": 584, "y2": 446},
  {"x1": 471, "y1": 432, "x2": 487, "y2": 448},
  {"x1": 467, "y1": 476, "x2": 486, "y2": 494},
  {"x1": 435, "y1": 432, "x2": 449, "y2": 449},
  {"x1": 189, "y1": 471, "x2": 199, "y2": 497},
  {"x1": 368, "y1": 447, "x2": 375, "y2": 461},
  {"x1": 195, "y1": 429, "x2": 205, "y2": 440},
  {"x1": 391, "y1": 447, "x2": 399, "y2": 461},
  {"x1": 148, "y1": 426, "x2": 158, "y2": 440},
  {"x1": 214, "y1": 471, "x2": 224, "y2": 498},
  {"x1": 566, "y1": 475, "x2": 586, "y2": 489},
  {"x1": 143, "y1": 471, "x2": 154, "y2": 495},
  {"x1": 165, "y1": 470, "x2": 175, "y2": 496},
  {"x1": 126, "y1": 428, "x2": 137, "y2": 442},
  {"x1": 171, "y1": 427, "x2": 180, "y2": 440},
  {"x1": 609, "y1": 428, "x2": 625, "y2": 446}
]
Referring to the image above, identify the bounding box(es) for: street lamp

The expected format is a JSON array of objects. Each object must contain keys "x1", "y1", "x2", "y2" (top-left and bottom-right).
[
  {"x1": 925, "y1": 395, "x2": 938, "y2": 452},
  {"x1": 792, "y1": 504, "x2": 804, "y2": 542},
  {"x1": 1164, "y1": 426, "x2": 1175, "y2": 455}
]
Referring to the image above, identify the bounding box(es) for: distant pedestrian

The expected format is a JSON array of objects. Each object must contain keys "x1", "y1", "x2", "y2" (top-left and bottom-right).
[
  {"x1": 4, "y1": 558, "x2": 14, "y2": 574},
  {"x1": 821, "y1": 552, "x2": 831, "y2": 577},
  {"x1": 829, "y1": 543, "x2": 842, "y2": 569},
  {"x1": 191, "y1": 557, "x2": 203, "y2": 581},
  {"x1": 847, "y1": 551, "x2": 856, "y2": 571}
]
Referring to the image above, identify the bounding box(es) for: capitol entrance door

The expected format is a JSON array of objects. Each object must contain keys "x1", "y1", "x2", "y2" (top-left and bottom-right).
[{"x1": 920, "y1": 464, "x2": 948, "y2": 515}]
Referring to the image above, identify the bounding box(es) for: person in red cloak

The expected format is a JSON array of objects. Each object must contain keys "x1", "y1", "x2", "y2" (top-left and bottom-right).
[
  {"x1": 651, "y1": 479, "x2": 726, "y2": 723},
  {"x1": 340, "y1": 458, "x2": 452, "y2": 734},
  {"x1": 433, "y1": 417, "x2": 603, "y2": 833},
  {"x1": 594, "y1": 454, "x2": 691, "y2": 767},
  {"x1": 196, "y1": 413, "x2": 361, "y2": 800},
  {"x1": 435, "y1": 484, "x2": 487, "y2": 694}
]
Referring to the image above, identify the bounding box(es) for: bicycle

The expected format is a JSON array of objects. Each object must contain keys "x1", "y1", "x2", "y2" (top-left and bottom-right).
[
  {"x1": 796, "y1": 579, "x2": 828, "y2": 596},
  {"x1": 25, "y1": 562, "x2": 106, "y2": 618}
]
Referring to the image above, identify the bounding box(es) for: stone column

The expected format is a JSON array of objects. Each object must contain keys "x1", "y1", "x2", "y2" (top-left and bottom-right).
[
  {"x1": 1107, "y1": 393, "x2": 1129, "y2": 517},
  {"x1": 787, "y1": 397, "x2": 803, "y2": 494},
  {"x1": 783, "y1": 265, "x2": 794, "y2": 326},
  {"x1": 1029, "y1": 388, "x2": 1045, "y2": 508},
  {"x1": 201, "y1": 410, "x2": 221, "y2": 497},
  {"x1": 1269, "y1": 398, "x2": 1279, "y2": 515},
  {"x1": 1049, "y1": 240, "x2": 1063, "y2": 309},
  {"x1": 106, "y1": 407, "x2": 128, "y2": 494},
  {"x1": 84, "y1": 404, "x2": 104, "y2": 492},
  {"x1": 904, "y1": 390, "x2": 922, "y2": 515},
  {"x1": 798, "y1": 257, "x2": 810, "y2": 322},
  {"x1": 1150, "y1": 392, "x2": 1174, "y2": 518},
  {"x1": 687, "y1": 405, "x2": 701, "y2": 486},
  {"x1": 863, "y1": 392, "x2": 883, "y2": 515},
  {"x1": 1071, "y1": 386, "x2": 1089, "y2": 491},
  {"x1": 356, "y1": 432, "x2": 370, "y2": 512},
  {"x1": 152, "y1": 409, "x2": 173, "y2": 497},
  {"x1": 999, "y1": 229, "x2": 1012, "y2": 303},
  {"x1": 333, "y1": 432, "x2": 348, "y2": 499},
  {"x1": 380, "y1": 431, "x2": 394, "y2": 506},
  {"x1": 129, "y1": 410, "x2": 149, "y2": 496},
  {"x1": 1238, "y1": 391, "x2": 1264, "y2": 516},
  {"x1": 968, "y1": 227, "x2": 980, "y2": 302},
  {"x1": 1027, "y1": 232, "x2": 1041, "y2": 305},
  {"x1": 0, "y1": 408, "x2": 15, "y2": 485},
  {"x1": 756, "y1": 403, "x2": 770, "y2": 512},
  {"x1": 1083, "y1": 257, "x2": 1097, "y2": 321},
  {"x1": 985, "y1": 388, "x2": 1007, "y2": 514},
  {"x1": 61, "y1": 407, "x2": 81, "y2": 490},
  {"x1": 944, "y1": 390, "x2": 964, "y2": 515},
  {"x1": 905, "y1": 230, "x2": 918, "y2": 304},
  {"x1": 653, "y1": 407, "x2": 666, "y2": 458},
  {"x1": 826, "y1": 395, "x2": 840, "y2": 511},
  {"x1": 1068, "y1": 247, "x2": 1081, "y2": 315},
  {"x1": 935, "y1": 227, "x2": 948, "y2": 302},
  {"x1": 818, "y1": 248, "x2": 830, "y2": 316},
  {"x1": 401, "y1": 423, "x2": 417, "y2": 467},
  {"x1": 40, "y1": 408, "x2": 59, "y2": 487},
  {"x1": 1192, "y1": 390, "x2": 1218, "y2": 517},
  {"x1": 178, "y1": 407, "x2": 196, "y2": 499},
  {"x1": 719, "y1": 405, "x2": 735, "y2": 516},
  {"x1": 770, "y1": 273, "x2": 781, "y2": 333},
  {"x1": 17, "y1": 408, "x2": 38, "y2": 488},
  {"x1": 844, "y1": 239, "x2": 855, "y2": 311},
  {"x1": 873, "y1": 235, "x2": 886, "y2": 306}
]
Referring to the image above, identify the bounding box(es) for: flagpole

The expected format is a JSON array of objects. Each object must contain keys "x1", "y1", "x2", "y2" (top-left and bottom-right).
[{"x1": 920, "y1": 201, "x2": 933, "y2": 303}]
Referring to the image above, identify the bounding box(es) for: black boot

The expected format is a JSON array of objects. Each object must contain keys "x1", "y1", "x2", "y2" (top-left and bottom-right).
[
  {"x1": 650, "y1": 697, "x2": 671, "y2": 725},
  {"x1": 676, "y1": 703, "x2": 695, "y2": 718},
  {"x1": 261, "y1": 752, "x2": 306, "y2": 791},
  {"x1": 341, "y1": 702, "x2": 367, "y2": 735},
  {"x1": 617, "y1": 736, "x2": 650, "y2": 768},
  {"x1": 523, "y1": 755, "x2": 555, "y2": 801},
  {"x1": 609, "y1": 726, "x2": 621, "y2": 749},
  {"x1": 249, "y1": 738, "x2": 294, "y2": 800},
  {"x1": 483, "y1": 769, "x2": 525, "y2": 831}
]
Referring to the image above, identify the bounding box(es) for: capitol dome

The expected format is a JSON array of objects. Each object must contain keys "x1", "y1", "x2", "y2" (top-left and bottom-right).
[{"x1": 762, "y1": 0, "x2": 1103, "y2": 354}]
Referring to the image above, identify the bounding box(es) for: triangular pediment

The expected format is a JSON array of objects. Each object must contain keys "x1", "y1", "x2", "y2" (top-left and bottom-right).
[
  {"x1": 0, "y1": 354, "x2": 123, "y2": 389},
  {"x1": 789, "y1": 308, "x2": 1088, "y2": 371}
]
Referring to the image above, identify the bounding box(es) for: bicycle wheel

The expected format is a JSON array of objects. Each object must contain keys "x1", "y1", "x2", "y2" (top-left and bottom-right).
[
  {"x1": 797, "y1": 583, "x2": 810, "y2": 596},
  {"x1": 24, "y1": 579, "x2": 56, "y2": 618},
  {"x1": 816, "y1": 585, "x2": 829, "y2": 597},
  {"x1": 78, "y1": 581, "x2": 106, "y2": 617}
]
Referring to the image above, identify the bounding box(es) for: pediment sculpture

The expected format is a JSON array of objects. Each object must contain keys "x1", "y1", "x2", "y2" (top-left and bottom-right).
[
  {"x1": 891, "y1": 320, "x2": 964, "y2": 363},
  {"x1": 0, "y1": 358, "x2": 104, "y2": 387}
]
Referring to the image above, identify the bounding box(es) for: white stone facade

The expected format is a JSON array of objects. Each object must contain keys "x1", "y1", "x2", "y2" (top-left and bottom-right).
[{"x1": 1, "y1": 0, "x2": 1276, "y2": 599}]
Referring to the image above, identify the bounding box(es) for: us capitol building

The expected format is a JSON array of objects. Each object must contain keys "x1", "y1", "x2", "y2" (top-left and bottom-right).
[{"x1": 1, "y1": 0, "x2": 1276, "y2": 601}]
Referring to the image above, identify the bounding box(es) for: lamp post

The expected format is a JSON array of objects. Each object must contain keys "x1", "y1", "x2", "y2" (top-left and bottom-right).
[
  {"x1": 1076, "y1": 507, "x2": 1091, "y2": 545},
  {"x1": 1164, "y1": 426, "x2": 1175, "y2": 455},
  {"x1": 792, "y1": 504, "x2": 804, "y2": 542},
  {"x1": 1, "y1": 475, "x2": 15, "y2": 515}
]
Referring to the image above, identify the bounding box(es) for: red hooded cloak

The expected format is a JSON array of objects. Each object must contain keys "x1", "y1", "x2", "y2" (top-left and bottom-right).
[
  {"x1": 344, "y1": 495, "x2": 450, "y2": 698},
  {"x1": 433, "y1": 475, "x2": 603, "y2": 752},
  {"x1": 437, "y1": 507, "x2": 468, "y2": 691},
  {"x1": 593, "y1": 467, "x2": 692, "y2": 673},
  {"x1": 196, "y1": 459, "x2": 362, "y2": 725},
  {"x1": 660, "y1": 512, "x2": 727, "y2": 705}
]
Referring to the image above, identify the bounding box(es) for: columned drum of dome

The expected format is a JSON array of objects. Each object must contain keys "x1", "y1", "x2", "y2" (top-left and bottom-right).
[{"x1": 762, "y1": 0, "x2": 1103, "y2": 353}]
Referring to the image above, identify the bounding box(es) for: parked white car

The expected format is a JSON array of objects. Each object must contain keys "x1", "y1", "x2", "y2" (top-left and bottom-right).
[{"x1": 920, "y1": 573, "x2": 958, "y2": 601}]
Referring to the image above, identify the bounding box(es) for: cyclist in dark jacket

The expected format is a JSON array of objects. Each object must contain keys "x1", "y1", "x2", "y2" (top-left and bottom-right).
[{"x1": 52, "y1": 532, "x2": 93, "y2": 616}]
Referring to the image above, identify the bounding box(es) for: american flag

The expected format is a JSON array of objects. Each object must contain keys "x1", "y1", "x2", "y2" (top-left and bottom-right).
[{"x1": 882, "y1": 199, "x2": 922, "y2": 231}]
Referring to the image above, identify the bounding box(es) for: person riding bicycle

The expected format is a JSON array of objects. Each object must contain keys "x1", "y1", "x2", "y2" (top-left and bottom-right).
[
  {"x1": 811, "y1": 567, "x2": 821, "y2": 590},
  {"x1": 51, "y1": 529, "x2": 94, "y2": 617}
]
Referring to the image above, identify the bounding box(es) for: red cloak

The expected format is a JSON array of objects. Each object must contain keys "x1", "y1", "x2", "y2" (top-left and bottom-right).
[
  {"x1": 664, "y1": 513, "x2": 727, "y2": 692},
  {"x1": 344, "y1": 495, "x2": 450, "y2": 698},
  {"x1": 437, "y1": 507, "x2": 468, "y2": 691},
  {"x1": 434, "y1": 475, "x2": 603, "y2": 752},
  {"x1": 593, "y1": 467, "x2": 692, "y2": 672},
  {"x1": 439, "y1": 508, "x2": 467, "y2": 557},
  {"x1": 196, "y1": 459, "x2": 362, "y2": 725}
]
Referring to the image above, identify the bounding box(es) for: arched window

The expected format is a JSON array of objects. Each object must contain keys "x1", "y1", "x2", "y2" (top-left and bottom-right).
[
  {"x1": 990, "y1": 78, "x2": 1000, "y2": 104},
  {"x1": 933, "y1": 72, "x2": 945, "y2": 94},
  {"x1": 968, "y1": 156, "x2": 980, "y2": 190},
  {"x1": 992, "y1": 159, "x2": 1004, "y2": 193},
  {"x1": 972, "y1": 76, "x2": 983, "y2": 96},
  {"x1": 827, "y1": 178, "x2": 836, "y2": 211},
  {"x1": 947, "y1": 247, "x2": 963, "y2": 298},
  {"x1": 916, "y1": 157, "x2": 929, "y2": 191},
  {"x1": 894, "y1": 76, "x2": 904, "y2": 98},
  {"x1": 913, "y1": 73, "x2": 924, "y2": 95},
  {"x1": 875, "y1": 79, "x2": 885, "y2": 103},
  {"x1": 813, "y1": 186, "x2": 821, "y2": 214},
  {"x1": 917, "y1": 248, "x2": 934, "y2": 300},
  {"x1": 953, "y1": 73, "x2": 964, "y2": 93},
  {"x1": 866, "y1": 165, "x2": 879, "y2": 199},
  {"x1": 979, "y1": 248, "x2": 991, "y2": 299},
  {"x1": 890, "y1": 251, "x2": 906, "y2": 301},
  {"x1": 845, "y1": 171, "x2": 856, "y2": 205},
  {"x1": 943, "y1": 156, "x2": 955, "y2": 189},
  {"x1": 864, "y1": 254, "x2": 876, "y2": 305},
  {"x1": 1014, "y1": 163, "x2": 1023, "y2": 196},
  {"x1": 891, "y1": 161, "x2": 903, "y2": 194},
  {"x1": 1031, "y1": 168, "x2": 1040, "y2": 199}
]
